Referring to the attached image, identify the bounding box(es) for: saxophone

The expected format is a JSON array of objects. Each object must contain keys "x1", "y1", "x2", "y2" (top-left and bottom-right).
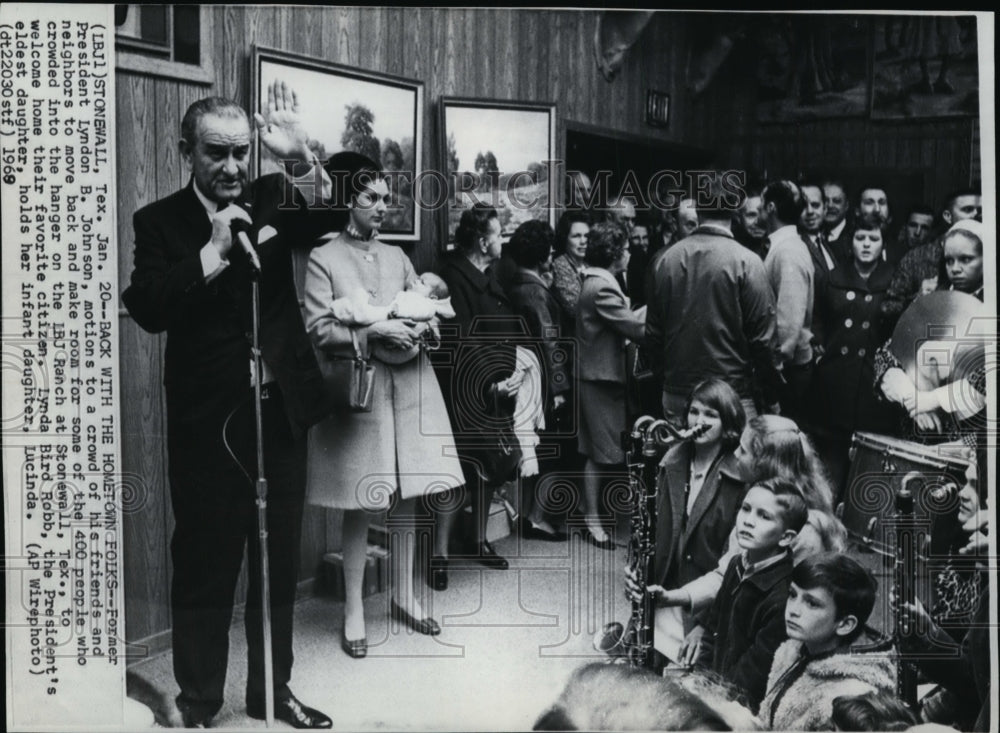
[{"x1": 594, "y1": 416, "x2": 709, "y2": 669}]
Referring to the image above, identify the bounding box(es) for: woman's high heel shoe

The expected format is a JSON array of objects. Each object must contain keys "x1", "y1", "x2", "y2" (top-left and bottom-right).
[
  {"x1": 340, "y1": 624, "x2": 367, "y2": 659},
  {"x1": 390, "y1": 600, "x2": 441, "y2": 636}
]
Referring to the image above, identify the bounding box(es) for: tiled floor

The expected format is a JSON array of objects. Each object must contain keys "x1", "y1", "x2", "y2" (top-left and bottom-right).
[{"x1": 126, "y1": 524, "x2": 632, "y2": 730}]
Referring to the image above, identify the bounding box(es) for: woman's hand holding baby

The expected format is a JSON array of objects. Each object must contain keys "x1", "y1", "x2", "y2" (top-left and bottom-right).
[{"x1": 368, "y1": 319, "x2": 419, "y2": 350}]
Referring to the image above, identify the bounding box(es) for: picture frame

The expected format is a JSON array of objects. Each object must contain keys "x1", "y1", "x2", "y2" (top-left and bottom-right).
[
  {"x1": 438, "y1": 97, "x2": 556, "y2": 249},
  {"x1": 870, "y1": 14, "x2": 980, "y2": 120},
  {"x1": 753, "y1": 15, "x2": 871, "y2": 124},
  {"x1": 251, "y1": 45, "x2": 424, "y2": 242}
]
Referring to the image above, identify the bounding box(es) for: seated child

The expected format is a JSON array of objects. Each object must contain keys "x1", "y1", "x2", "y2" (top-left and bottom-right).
[
  {"x1": 830, "y1": 691, "x2": 918, "y2": 731},
  {"x1": 692, "y1": 477, "x2": 808, "y2": 710},
  {"x1": 532, "y1": 663, "x2": 736, "y2": 732},
  {"x1": 330, "y1": 272, "x2": 456, "y2": 363},
  {"x1": 792, "y1": 509, "x2": 848, "y2": 564},
  {"x1": 757, "y1": 553, "x2": 895, "y2": 731}
]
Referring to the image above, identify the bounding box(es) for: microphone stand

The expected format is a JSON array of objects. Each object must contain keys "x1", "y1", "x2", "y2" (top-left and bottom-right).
[{"x1": 248, "y1": 257, "x2": 275, "y2": 728}]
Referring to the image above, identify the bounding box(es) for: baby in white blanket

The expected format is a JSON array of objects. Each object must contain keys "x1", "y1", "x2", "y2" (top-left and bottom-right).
[{"x1": 331, "y1": 272, "x2": 455, "y2": 364}]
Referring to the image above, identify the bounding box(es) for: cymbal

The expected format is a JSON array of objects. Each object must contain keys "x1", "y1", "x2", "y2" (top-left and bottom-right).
[{"x1": 890, "y1": 291, "x2": 987, "y2": 387}]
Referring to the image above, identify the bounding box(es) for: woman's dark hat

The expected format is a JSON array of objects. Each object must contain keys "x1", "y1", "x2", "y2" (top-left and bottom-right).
[{"x1": 323, "y1": 151, "x2": 381, "y2": 211}]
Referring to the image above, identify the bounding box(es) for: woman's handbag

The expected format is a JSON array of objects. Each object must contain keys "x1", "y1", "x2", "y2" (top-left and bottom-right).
[
  {"x1": 477, "y1": 390, "x2": 522, "y2": 485},
  {"x1": 321, "y1": 330, "x2": 375, "y2": 412}
]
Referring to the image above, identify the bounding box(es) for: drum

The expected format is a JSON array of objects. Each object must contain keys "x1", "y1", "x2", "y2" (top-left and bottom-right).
[
  {"x1": 842, "y1": 432, "x2": 970, "y2": 557},
  {"x1": 843, "y1": 432, "x2": 981, "y2": 641}
]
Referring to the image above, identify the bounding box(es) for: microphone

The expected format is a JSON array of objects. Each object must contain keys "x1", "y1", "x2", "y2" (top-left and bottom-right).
[
  {"x1": 220, "y1": 202, "x2": 261, "y2": 272},
  {"x1": 231, "y1": 218, "x2": 261, "y2": 272}
]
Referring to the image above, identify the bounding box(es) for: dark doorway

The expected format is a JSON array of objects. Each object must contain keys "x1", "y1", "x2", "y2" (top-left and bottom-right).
[{"x1": 564, "y1": 122, "x2": 712, "y2": 211}]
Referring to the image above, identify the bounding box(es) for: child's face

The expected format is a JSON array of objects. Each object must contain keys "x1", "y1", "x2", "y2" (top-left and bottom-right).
[
  {"x1": 411, "y1": 276, "x2": 433, "y2": 297},
  {"x1": 943, "y1": 233, "x2": 983, "y2": 293},
  {"x1": 733, "y1": 427, "x2": 756, "y2": 480},
  {"x1": 736, "y1": 486, "x2": 792, "y2": 558},
  {"x1": 785, "y1": 582, "x2": 848, "y2": 650},
  {"x1": 687, "y1": 399, "x2": 723, "y2": 446}
]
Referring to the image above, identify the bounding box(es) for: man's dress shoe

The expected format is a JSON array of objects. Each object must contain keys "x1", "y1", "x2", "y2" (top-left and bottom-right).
[{"x1": 247, "y1": 694, "x2": 333, "y2": 729}]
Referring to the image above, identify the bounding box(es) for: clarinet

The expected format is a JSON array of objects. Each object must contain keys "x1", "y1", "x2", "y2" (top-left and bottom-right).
[{"x1": 621, "y1": 418, "x2": 709, "y2": 669}]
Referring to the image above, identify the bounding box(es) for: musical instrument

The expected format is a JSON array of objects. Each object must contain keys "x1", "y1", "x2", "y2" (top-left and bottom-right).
[
  {"x1": 890, "y1": 482, "x2": 919, "y2": 708},
  {"x1": 842, "y1": 432, "x2": 969, "y2": 558},
  {"x1": 855, "y1": 480, "x2": 921, "y2": 710},
  {"x1": 890, "y1": 291, "x2": 987, "y2": 385},
  {"x1": 889, "y1": 291, "x2": 987, "y2": 434},
  {"x1": 845, "y1": 432, "x2": 980, "y2": 713},
  {"x1": 594, "y1": 417, "x2": 709, "y2": 667}
]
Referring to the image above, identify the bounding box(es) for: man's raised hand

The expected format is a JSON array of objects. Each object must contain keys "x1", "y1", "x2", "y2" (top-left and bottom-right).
[{"x1": 254, "y1": 80, "x2": 313, "y2": 164}]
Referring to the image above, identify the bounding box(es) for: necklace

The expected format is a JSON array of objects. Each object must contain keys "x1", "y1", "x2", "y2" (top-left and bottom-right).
[
  {"x1": 346, "y1": 223, "x2": 378, "y2": 241},
  {"x1": 690, "y1": 451, "x2": 717, "y2": 481}
]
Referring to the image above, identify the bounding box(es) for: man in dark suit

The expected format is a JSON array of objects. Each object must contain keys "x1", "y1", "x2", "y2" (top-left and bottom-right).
[
  {"x1": 122, "y1": 86, "x2": 332, "y2": 729},
  {"x1": 821, "y1": 178, "x2": 852, "y2": 263}
]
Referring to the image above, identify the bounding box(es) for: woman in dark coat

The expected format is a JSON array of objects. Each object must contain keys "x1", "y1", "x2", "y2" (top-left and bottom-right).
[
  {"x1": 505, "y1": 219, "x2": 571, "y2": 540},
  {"x1": 575, "y1": 222, "x2": 646, "y2": 548},
  {"x1": 431, "y1": 203, "x2": 523, "y2": 585},
  {"x1": 550, "y1": 211, "x2": 591, "y2": 325},
  {"x1": 810, "y1": 223, "x2": 895, "y2": 501}
]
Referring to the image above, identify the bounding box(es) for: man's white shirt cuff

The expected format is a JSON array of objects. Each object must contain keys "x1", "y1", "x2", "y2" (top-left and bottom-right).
[{"x1": 201, "y1": 242, "x2": 229, "y2": 283}]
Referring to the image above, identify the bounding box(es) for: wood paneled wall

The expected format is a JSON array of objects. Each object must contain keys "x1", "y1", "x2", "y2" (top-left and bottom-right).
[
  {"x1": 116, "y1": 8, "x2": 977, "y2": 651},
  {"x1": 116, "y1": 7, "x2": 689, "y2": 651},
  {"x1": 684, "y1": 41, "x2": 977, "y2": 207}
]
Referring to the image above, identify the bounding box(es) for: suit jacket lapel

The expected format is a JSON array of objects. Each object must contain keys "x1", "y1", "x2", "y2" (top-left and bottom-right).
[
  {"x1": 178, "y1": 181, "x2": 214, "y2": 252},
  {"x1": 178, "y1": 180, "x2": 252, "y2": 303}
]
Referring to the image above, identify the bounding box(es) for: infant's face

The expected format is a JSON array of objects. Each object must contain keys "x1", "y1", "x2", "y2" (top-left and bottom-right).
[
  {"x1": 414, "y1": 273, "x2": 447, "y2": 299},
  {"x1": 411, "y1": 278, "x2": 433, "y2": 296}
]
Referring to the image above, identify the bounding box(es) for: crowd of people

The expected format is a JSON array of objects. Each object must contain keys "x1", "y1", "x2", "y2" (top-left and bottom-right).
[
  {"x1": 123, "y1": 83, "x2": 988, "y2": 730},
  {"x1": 416, "y1": 172, "x2": 988, "y2": 730}
]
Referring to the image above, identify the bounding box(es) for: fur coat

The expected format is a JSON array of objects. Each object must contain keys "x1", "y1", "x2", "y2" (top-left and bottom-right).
[{"x1": 757, "y1": 639, "x2": 895, "y2": 731}]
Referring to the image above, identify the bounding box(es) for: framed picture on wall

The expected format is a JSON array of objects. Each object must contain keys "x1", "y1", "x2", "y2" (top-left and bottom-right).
[
  {"x1": 870, "y1": 15, "x2": 980, "y2": 120},
  {"x1": 251, "y1": 45, "x2": 424, "y2": 242},
  {"x1": 439, "y1": 97, "x2": 556, "y2": 249},
  {"x1": 753, "y1": 16, "x2": 871, "y2": 123}
]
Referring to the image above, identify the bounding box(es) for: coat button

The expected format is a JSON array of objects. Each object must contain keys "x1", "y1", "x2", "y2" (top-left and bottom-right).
[
  {"x1": 862, "y1": 320, "x2": 870, "y2": 329},
  {"x1": 858, "y1": 348, "x2": 867, "y2": 357},
  {"x1": 844, "y1": 318, "x2": 853, "y2": 328},
  {"x1": 841, "y1": 346, "x2": 850, "y2": 355},
  {"x1": 364, "y1": 254, "x2": 374, "y2": 263},
  {"x1": 846, "y1": 291, "x2": 856, "y2": 301},
  {"x1": 685, "y1": 554, "x2": 693, "y2": 562},
  {"x1": 864, "y1": 294, "x2": 873, "y2": 303}
]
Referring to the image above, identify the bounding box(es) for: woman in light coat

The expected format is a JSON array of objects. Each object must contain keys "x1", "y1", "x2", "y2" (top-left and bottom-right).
[{"x1": 304, "y1": 152, "x2": 462, "y2": 656}]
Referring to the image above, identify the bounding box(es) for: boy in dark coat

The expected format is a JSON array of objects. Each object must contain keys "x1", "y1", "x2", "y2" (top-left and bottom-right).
[{"x1": 692, "y1": 477, "x2": 808, "y2": 710}]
